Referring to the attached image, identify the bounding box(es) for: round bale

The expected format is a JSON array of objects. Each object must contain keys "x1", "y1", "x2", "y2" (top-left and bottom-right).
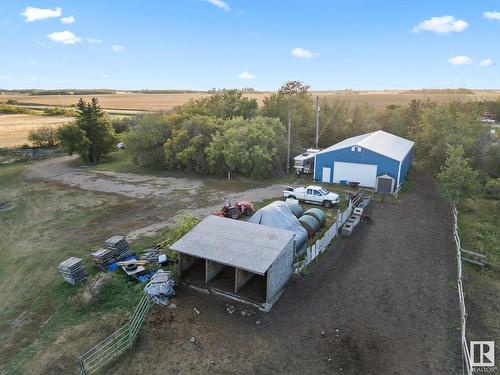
[
  {"x1": 299, "y1": 215, "x2": 320, "y2": 238},
  {"x1": 303, "y1": 208, "x2": 326, "y2": 227},
  {"x1": 288, "y1": 204, "x2": 304, "y2": 218}
]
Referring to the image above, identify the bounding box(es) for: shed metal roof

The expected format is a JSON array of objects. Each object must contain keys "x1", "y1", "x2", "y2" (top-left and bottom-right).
[
  {"x1": 170, "y1": 215, "x2": 295, "y2": 275},
  {"x1": 317, "y1": 130, "x2": 414, "y2": 162}
]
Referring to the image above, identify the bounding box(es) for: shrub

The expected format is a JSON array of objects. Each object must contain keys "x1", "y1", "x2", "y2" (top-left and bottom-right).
[
  {"x1": 485, "y1": 178, "x2": 500, "y2": 200},
  {"x1": 28, "y1": 126, "x2": 58, "y2": 148},
  {"x1": 124, "y1": 113, "x2": 175, "y2": 168}
]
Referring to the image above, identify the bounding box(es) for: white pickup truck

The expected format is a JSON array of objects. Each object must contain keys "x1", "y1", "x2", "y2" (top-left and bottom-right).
[{"x1": 283, "y1": 185, "x2": 340, "y2": 208}]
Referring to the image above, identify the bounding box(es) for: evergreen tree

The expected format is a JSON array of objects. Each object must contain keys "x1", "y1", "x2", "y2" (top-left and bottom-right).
[{"x1": 57, "y1": 98, "x2": 117, "y2": 163}]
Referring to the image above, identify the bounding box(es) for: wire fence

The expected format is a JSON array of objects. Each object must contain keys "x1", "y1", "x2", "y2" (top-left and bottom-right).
[
  {"x1": 79, "y1": 293, "x2": 152, "y2": 375},
  {"x1": 451, "y1": 204, "x2": 473, "y2": 375}
]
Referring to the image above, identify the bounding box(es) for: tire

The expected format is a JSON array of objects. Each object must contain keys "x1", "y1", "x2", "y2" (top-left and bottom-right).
[
  {"x1": 323, "y1": 200, "x2": 332, "y2": 208},
  {"x1": 229, "y1": 208, "x2": 240, "y2": 219}
]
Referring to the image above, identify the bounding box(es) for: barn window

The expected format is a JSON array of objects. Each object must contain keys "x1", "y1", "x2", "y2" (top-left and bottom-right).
[{"x1": 351, "y1": 146, "x2": 355, "y2": 151}]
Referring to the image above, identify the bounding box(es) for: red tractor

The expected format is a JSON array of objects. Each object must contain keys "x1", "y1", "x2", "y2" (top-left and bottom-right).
[{"x1": 214, "y1": 198, "x2": 256, "y2": 220}]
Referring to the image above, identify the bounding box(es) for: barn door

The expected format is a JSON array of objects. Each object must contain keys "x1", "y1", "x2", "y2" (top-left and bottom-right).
[{"x1": 322, "y1": 167, "x2": 331, "y2": 183}]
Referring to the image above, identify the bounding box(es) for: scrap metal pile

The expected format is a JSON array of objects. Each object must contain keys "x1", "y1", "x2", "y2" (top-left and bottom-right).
[{"x1": 144, "y1": 269, "x2": 175, "y2": 305}]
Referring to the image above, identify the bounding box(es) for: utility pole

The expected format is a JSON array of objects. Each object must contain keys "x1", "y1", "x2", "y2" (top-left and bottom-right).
[
  {"x1": 315, "y1": 96, "x2": 320, "y2": 149},
  {"x1": 287, "y1": 94, "x2": 291, "y2": 173}
]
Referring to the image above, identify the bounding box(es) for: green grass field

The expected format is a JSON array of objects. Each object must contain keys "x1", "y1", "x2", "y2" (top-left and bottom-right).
[
  {"x1": 0, "y1": 162, "x2": 170, "y2": 374},
  {"x1": 458, "y1": 196, "x2": 500, "y2": 343}
]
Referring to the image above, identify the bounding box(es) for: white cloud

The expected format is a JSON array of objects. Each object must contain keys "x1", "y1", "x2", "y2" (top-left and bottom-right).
[
  {"x1": 87, "y1": 38, "x2": 103, "y2": 44},
  {"x1": 479, "y1": 58, "x2": 493, "y2": 67},
  {"x1": 111, "y1": 45, "x2": 124, "y2": 52},
  {"x1": 483, "y1": 11, "x2": 500, "y2": 21},
  {"x1": 237, "y1": 71, "x2": 257, "y2": 80},
  {"x1": 448, "y1": 55, "x2": 473, "y2": 65},
  {"x1": 412, "y1": 15, "x2": 468, "y2": 33},
  {"x1": 0, "y1": 75, "x2": 10, "y2": 80},
  {"x1": 60, "y1": 16, "x2": 75, "y2": 24},
  {"x1": 47, "y1": 31, "x2": 82, "y2": 45},
  {"x1": 291, "y1": 47, "x2": 317, "y2": 58},
  {"x1": 203, "y1": 0, "x2": 230, "y2": 11},
  {"x1": 21, "y1": 6, "x2": 62, "y2": 22}
]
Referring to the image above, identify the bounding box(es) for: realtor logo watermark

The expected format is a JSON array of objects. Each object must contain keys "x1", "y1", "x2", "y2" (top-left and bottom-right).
[{"x1": 471, "y1": 341, "x2": 496, "y2": 372}]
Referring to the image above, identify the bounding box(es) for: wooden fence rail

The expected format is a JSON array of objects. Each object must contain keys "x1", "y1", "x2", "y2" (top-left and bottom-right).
[{"x1": 451, "y1": 204, "x2": 472, "y2": 375}]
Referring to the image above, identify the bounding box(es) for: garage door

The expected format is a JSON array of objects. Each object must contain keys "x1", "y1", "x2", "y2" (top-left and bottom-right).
[{"x1": 333, "y1": 161, "x2": 377, "y2": 188}]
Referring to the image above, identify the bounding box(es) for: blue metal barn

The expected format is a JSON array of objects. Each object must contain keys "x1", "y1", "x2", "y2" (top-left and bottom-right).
[{"x1": 314, "y1": 130, "x2": 414, "y2": 192}]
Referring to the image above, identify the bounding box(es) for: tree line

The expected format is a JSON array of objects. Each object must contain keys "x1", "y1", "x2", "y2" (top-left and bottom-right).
[{"x1": 31, "y1": 84, "x2": 500, "y2": 191}]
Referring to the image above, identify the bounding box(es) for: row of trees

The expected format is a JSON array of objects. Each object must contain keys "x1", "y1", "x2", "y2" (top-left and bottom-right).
[
  {"x1": 34, "y1": 86, "x2": 500, "y2": 187},
  {"x1": 125, "y1": 112, "x2": 286, "y2": 178}
]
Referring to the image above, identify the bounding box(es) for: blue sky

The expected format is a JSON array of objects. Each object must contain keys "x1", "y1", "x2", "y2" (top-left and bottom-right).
[{"x1": 0, "y1": 0, "x2": 499, "y2": 90}]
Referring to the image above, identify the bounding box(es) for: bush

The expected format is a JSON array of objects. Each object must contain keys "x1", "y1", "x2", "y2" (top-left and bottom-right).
[
  {"x1": 163, "y1": 115, "x2": 220, "y2": 173},
  {"x1": 43, "y1": 107, "x2": 75, "y2": 116},
  {"x1": 28, "y1": 126, "x2": 58, "y2": 148},
  {"x1": 124, "y1": 113, "x2": 176, "y2": 168},
  {"x1": 177, "y1": 89, "x2": 258, "y2": 119},
  {"x1": 0, "y1": 104, "x2": 33, "y2": 115},
  {"x1": 485, "y1": 178, "x2": 500, "y2": 200},
  {"x1": 206, "y1": 116, "x2": 286, "y2": 178},
  {"x1": 111, "y1": 117, "x2": 136, "y2": 134}
]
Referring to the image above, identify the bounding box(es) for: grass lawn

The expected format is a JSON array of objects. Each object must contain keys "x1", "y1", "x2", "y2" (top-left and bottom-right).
[
  {"x1": 457, "y1": 196, "x2": 500, "y2": 344},
  {"x1": 0, "y1": 162, "x2": 171, "y2": 375}
]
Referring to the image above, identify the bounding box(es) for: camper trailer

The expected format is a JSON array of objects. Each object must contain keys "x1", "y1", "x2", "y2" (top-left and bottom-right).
[{"x1": 293, "y1": 148, "x2": 320, "y2": 175}]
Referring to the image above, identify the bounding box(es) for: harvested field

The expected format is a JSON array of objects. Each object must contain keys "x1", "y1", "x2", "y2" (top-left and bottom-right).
[
  {"x1": 2, "y1": 90, "x2": 499, "y2": 112},
  {"x1": 0, "y1": 114, "x2": 72, "y2": 147}
]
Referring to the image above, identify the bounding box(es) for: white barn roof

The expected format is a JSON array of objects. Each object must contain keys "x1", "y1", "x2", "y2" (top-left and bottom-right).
[
  {"x1": 317, "y1": 130, "x2": 414, "y2": 162},
  {"x1": 170, "y1": 215, "x2": 295, "y2": 275}
]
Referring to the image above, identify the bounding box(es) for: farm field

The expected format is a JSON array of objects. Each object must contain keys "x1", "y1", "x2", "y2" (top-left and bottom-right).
[
  {"x1": 2, "y1": 89, "x2": 499, "y2": 111},
  {"x1": 0, "y1": 114, "x2": 72, "y2": 148}
]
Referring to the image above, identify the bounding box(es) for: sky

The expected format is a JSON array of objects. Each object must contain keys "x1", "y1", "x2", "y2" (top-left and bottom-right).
[{"x1": 0, "y1": 0, "x2": 499, "y2": 90}]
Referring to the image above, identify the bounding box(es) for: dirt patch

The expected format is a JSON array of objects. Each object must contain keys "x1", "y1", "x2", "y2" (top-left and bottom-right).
[
  {"x1": 25, "y1": 156, "x2": 289, "y2": 241},
  {"x1": 24, "y1": 156, "x2": 205, "y2": 199},
  {"x1": 72, "y1": 273, "x2": 112, "y2": 308},
  {"x1": 105, "y1": 170, "x2": 460, "y2": 375}
]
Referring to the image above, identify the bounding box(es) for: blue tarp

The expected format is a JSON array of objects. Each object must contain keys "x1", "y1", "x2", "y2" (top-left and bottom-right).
[{"x1": 249, "y1": 201, "x2": 308, "y2": 250}]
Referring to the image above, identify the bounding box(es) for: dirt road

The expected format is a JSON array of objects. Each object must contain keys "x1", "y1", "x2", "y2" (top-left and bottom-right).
[
  {"x1": 24, "y1": 156, "x2": 288, "y2": 239},
  {"x1": 107, "y1": 170, "x2": 460, "y2": 375}
]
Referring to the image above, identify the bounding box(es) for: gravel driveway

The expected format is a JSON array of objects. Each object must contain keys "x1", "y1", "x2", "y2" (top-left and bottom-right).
[{"x1": 24, "y1": 156, "x2": 289, "y2": 240}]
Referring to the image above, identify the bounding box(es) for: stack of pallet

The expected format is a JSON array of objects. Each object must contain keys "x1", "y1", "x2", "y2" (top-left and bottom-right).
[
  {"x1": 90, "y1": 248, "x2": 115, "y2": 270},
  {"x1": 58, "y1": 257, "x2": 87, "y2": 285},
  {"x1": 105, "y1": 235, "x2": 133, "y2": 261}
]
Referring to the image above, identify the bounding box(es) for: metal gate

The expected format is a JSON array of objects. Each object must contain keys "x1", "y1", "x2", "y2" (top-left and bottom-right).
[{"x1": 79, "y1": 293, "x2": 152, "y2": 375}]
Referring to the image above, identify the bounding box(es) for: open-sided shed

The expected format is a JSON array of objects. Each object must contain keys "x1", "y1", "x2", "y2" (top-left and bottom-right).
[{"x1": 171, "y1": 215, "x2": 295, "y2": 308}]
